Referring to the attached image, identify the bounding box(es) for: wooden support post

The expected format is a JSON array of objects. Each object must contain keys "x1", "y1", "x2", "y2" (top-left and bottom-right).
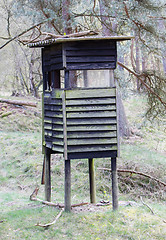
[
  {"x1": 65, "y1": 160, "x2": 71, "y2": 212},
  {"x1": 45, "y1": 148, "x2": 51, "y2": 202},
  {"x1": 89, "y1": 158, "x2": 96, "y2": 204},
  {"x1": 111, "y1": 157, "x2": 118, "y2": 210}
]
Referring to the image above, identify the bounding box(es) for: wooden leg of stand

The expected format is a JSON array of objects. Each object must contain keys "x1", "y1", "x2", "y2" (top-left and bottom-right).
[
  {"x1": 45, "y1": 148, "x2": 51, "y2": 202},
  {"x1": 89, "y1": 158, "x2": 96, "y2": 204},
  {"x1": 111, "y1": 157, "x2": 118, "y2": 210},
  {"x1": 65, "y1": 160, "x2": 71, "y2": 212}
]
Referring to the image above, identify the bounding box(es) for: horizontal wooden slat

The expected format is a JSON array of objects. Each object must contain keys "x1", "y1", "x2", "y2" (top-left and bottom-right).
[
  {"x1": 44, "y1": 99, "x2": 62, "y2": 105},
  {"x1": 67, "y1": 118, "x2": 116, "y2": 125},
  {"x1": 66, "y1": 62, "x2": 116, "y2": 70},
  {"x1": 50, "y1": 57, "x2": 63, "y2": 65},
  {"x1": 52, "y1": 132, "x2": 64, "y2": 138},
  {"x1": 66, "y1": 88, "x2": 116, "y2": 99},
  {"x1": 44, "y1": 123, "x2": 63, "y2": 130},
  {"x1": 52, "y1": 125, "x2": 64, "y2": 131},
  {"x1": 67, "y1": 131, "x2": 117, "y2": 139},
  {"x1": 44, "y1": 117, "x2": 52, "y2": 124},
  {"x1": 44, "y1": 92, "x2": 51, "y2": 98},
  {"x1": 44, "y1": 111, "x2": 63, "y2": 118},
  {"x1": 67, "y1": 145, "x2": 117, "y2": 153},
  {"x1": 67, "y1": 111, "x2": 116, "y2": 118},
  {"x1": 44, "y1": 130, "x2": 52, "y2": 137},
  {"x1": 66, "y1": 104, "x2": 116, "y2": 112},
  {"x1": 68, "y1": 150, "x2": 117, "y2": 160},
  {"x1": 67, "y1": 125, "x2": 116, "y2": 131},
  {"x1": 68, "y1": 138, "x2": 117, "y2": 146},
  {"x1": 66, "y1": 98, "x2": 116, "y2": 106},
  {"x1": 66, "y1": 49, "x2": 116, "y2": 57},
  {"x1": 45, "y1": 142, "x2": 52, "y2": 149},
  {"x1": 66, "y1": 41, "x2": 116, "y2": 50},
  {"x1": 44, "y1": 124, "x2": 52, "y2": 130},
  {"x1": 52, "y1": 139, "x2": 64, "y2": 146},
  {"x1": 45, "y1": 105, "x2": 62, "y2": 111},
  {"x1": 52, "y1": 144, "x2": 64, "y2": 152},
  {"x1": 66, "y1": 56, "x2": 115, "y2": 63},
  {"x1": 44, "y1": 118, "x2": 63, "y2": 125}
]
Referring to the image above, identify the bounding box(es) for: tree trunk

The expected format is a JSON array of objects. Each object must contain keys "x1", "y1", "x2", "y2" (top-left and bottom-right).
[
  {"x1": 99, "y1": 0, "x2": 131, "y2": 138},
  {"x1": 62, "y1": 0, "x2": 77, "y2": 88},
  {"x1": 135, "y1": 35, "x2": 140, "y2": 92},
  {"x1": 158, "y1": 20, "x2": 166, "y2": 74}
]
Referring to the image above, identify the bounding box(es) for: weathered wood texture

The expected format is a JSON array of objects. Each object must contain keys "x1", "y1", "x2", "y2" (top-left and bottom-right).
[
  {"x1": 89, "y1": 158, "x2": 96, "y2": 203},
  {"x1": 43, "y1": 87, "x2": 118, "y2": 160},
  {"x1": 111, "y1": 157, "x2": 118, "y2": 210},
  {"x1": 42, "y1": 40, "x2": 117, "y2": 72},
  {"x1": 45, "y1": 148, "x2": 51, "y2": 202},
  {"x1": 65, "y1": 160, "x2": 71, "y2": 212}
]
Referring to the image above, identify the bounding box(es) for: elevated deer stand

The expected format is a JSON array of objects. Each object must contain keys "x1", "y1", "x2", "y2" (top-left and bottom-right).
[{"x1": 29, "y1": 36, "x2": 132, "y2": 212}]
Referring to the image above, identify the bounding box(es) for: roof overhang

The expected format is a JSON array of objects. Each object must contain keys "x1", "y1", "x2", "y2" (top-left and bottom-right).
[{"x1": 28, "y1": 36, "x2": 134, "y2": 48}]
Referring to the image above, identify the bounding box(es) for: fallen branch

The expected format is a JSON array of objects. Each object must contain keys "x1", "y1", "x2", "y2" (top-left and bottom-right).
[
  {"x1": 0, "y1": 98, "x2": 37, "y2": 108},
  {"x1": 140, "y1": 197, "x2": 166, "y2": 223},
  {"x1": 35, "y1": 209, "x2": 64, "y2": 228},
  {"x1": 140, "y1": 196, "x2": 154, "y2": 215},
  {"x1": 98, "y1": 168, "x2": 166, "y2": 187},
  {"x1": 30, "y1": 196, "x2": 88, "y2": 208},
  {"x1": 30, "y1": 187, "x2": 88, "y2": 208}
]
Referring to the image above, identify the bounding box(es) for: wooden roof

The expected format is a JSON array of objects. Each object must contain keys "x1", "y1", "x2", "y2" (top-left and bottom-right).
[{"x1": 28, "y1": 36, "x2": 134, "y2": 48}]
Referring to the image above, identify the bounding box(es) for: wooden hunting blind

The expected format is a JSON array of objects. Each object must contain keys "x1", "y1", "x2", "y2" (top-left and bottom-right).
[{"x1": 29, "y1": 36, "x2": 132, "y2": 212}]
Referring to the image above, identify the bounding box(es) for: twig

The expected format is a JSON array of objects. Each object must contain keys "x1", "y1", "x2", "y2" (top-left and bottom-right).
[
  {"x1": 98, "y1": 168, "x2": 166, "y2": 187},
  {"x1": 117, "y1": 61, "x2": 166, "y2": 108},
  {"x1": 140, "y1": 196, "x2": 154, "y2": 215},
  {"x1": 140, "y1": 197, "x2": 166, "y2": 223},
  {"x1": 0, "y1": 19, "x2": 54, "y2": 49},
  {"x1": 35, "y1": 209, "x2": 64, "y2": 228}
]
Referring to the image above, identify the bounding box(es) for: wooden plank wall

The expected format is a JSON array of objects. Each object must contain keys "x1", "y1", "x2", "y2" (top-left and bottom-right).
[
  {"x1": 42, "y1": 40, "x2": 117, "y2": 72},
  {"x1": 43, "y1": 88, "x2": 118, "y2": 159},
  {"x1": 43, "y1": 44, "x2": 63, "y2": 72},
  {"x1": 44, "y1": 90, "x2": 64, "y2": 153},
  {"x1": 65, "y1": 40, "x2": 117, "y2": 70},
  {"x1": 65, "y1": 88, "x2": 118, "y2": 159}
]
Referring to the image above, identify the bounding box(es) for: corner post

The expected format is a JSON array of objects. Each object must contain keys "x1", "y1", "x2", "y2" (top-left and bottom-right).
[
  {"x1": 65, "y1": 159, "x2": 71, "y2": 212},
  {"x1": 45, "y1": 148, "x2": 51, "y2": 202},
  {"x1": 111, "y1": 157, "x2": 118, "y2": 210},
  {"x1": 89, "y1": 158, "x2": 96, "y2": 203}
]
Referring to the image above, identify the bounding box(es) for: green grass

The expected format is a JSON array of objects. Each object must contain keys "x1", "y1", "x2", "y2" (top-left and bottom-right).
[
  {"x1": 0, "y1": 94, "x2": 166, "y2": 239},
  {"x1": 0, "y1": 204, "x2": 166, "y2": 240}
]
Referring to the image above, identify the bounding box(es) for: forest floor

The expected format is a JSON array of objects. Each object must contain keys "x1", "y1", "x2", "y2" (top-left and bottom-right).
[{"x1": 0, "y1": 93, "x2": 166, "y2": 240}]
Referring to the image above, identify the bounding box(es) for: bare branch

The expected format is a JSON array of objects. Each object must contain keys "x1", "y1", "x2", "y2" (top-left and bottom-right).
[
  {"x1": 140, "y1": 196, "x2": 154, "y2": 214},
  {"x1": 0, "y1": 19, "x2": 54, "y2": 49},
  {"x1": 98, "y1": 168, "x2": 166, "y2": 187},
  {"x1": 36, "y1": 209, "x2": 64, "y2": 228},
  {"x1": 39, "y1": 1, "x2": 61, "y2": 34}
]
